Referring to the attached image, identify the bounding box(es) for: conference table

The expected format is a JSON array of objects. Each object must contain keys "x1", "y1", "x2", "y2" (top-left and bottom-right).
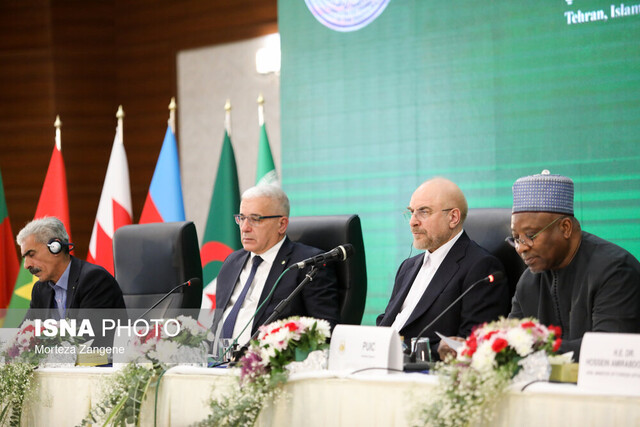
[{"x1": 23, "y1": 366, "x2": 640, "y2": 426}]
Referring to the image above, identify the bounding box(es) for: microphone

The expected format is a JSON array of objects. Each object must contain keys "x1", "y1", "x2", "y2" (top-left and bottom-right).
[
  {"x1": 405, "y1": 271, "x2": 504, "y2": 370},
  {"x1": 293, "y1": 244, "x2": 355, "y2": 269},
  {"x1": 136, "y1": 277, "x2": 201, "y2": 320}
]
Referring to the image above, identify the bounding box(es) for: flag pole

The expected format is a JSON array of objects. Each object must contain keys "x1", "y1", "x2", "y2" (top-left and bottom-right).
[
  {"x1": 168, "y1": 97, "x2": 177, "y2": 134},
  {"x1": 54, "y1": 115, "x2": 62, "y2": 151},
  {"x1": 224, "y1": 99, "x2": 232, "y2": 137},
  {"x1": 257, "y1": 93, "x2": 265, "y2": 127},
  {"x1": 116, "y1": 105, "x2": 125, "y2": 145}
]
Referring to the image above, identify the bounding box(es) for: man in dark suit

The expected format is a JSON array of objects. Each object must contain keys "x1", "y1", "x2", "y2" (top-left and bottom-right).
[
  {"x1": 210, "y1": 185, "x2": 339, "y2": 347},
  {"x1": 17, "y1": 216, "x2": 126, "y2": 347},
  {"x1": 377, "y1": 178, "x2": 510, "y2": 361}
]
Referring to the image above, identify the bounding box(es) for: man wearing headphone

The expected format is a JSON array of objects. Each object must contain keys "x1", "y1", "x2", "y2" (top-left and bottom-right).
[{"x1": 17, "y1": 216, "x2": 126, "y2": 323}]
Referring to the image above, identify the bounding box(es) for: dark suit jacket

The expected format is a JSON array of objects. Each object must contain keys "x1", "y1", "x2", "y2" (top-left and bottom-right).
[
  {"x1": 376, "y1": 231, "x2": 510, "y2": 360},
  {"x1": 211, "y1": 237, "x2": 340, "y2": 338},
  {"x1": 26, "y1": 256, "x2": 126, "y2": 347},
  {"x1": 28, "y1": 256, "x2": 126, "y2": 314}
]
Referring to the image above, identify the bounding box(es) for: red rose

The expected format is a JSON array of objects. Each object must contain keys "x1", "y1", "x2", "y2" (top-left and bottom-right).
[
  {"x1": 549, "y1": 325, "x2": 562, "y2": 337},
  {"x1": 521, "y1": 321, "x2": 536, "y2": 329},
  {"x1": 491, "y1": 338, "x2": 509, "y2": 353},
  {"x1": 462, "y1": 335, "x2": 478, "y2": 357},
  {"x1": 284, "y1": 322, "x2": 298, "y2": 332},
  {"x1": 483, "y1": 330, "x2": 499, "y2": 340},
  {"x1": 552, "y1": 338, "x2": 562, "y2": 352}
]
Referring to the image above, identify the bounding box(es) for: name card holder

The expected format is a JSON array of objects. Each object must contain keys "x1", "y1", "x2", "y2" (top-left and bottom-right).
[
  {"x1": 328, "y1": 325, "x2": 403, "y2": 374},
  {"x1": 578, "y1": 332, "x2": 640, "y2": 396}
]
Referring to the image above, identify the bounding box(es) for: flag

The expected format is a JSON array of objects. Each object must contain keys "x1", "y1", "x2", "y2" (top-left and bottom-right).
[
  {"x1": 200, "y1": 130, "x2": 242, "y2": 310},
  {"x1": 7, "y1": 124, "x2": 71, "y2": 325},
  {"x1": 34, "y1": 144, "x2": 71, "y2": 233},
  {"x1": 0, "y1": 168, "x2": 19, "y2": 322},
  {"x1": 138, "y1": 126, "x2": 185, "y2": 223},
  {"x1": 87, "y1": 115, "x2": 132, "y2": 275},
  {"x1": 256, "y1": 123, "x2": 278, "y2": 185},
  {"x1": 256, "y1": 96, "x2": 278, "y2": 186}
]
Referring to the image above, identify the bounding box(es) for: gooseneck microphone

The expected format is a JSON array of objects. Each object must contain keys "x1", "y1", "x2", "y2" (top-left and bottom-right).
[
  {"x1": 293, "y1": 244, "x2": 355, "y2": 269},
  {"x1": 405, "y1": 271, "x2": 505, "y2": 369},
  {"x1": 137, "y1": 277, "x2": 201, "y2": 320}
]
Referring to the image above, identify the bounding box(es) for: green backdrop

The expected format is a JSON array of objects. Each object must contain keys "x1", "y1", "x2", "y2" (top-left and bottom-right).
[{"x1": 279, "y1": 0, "x2": 640, "y2": 325}]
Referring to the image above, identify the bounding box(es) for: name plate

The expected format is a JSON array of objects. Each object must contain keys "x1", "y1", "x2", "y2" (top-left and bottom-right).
[
  {"x1": 578, "y1": 332, "x2": 640, "y2": 395},
  {"x1": 328, "y1": 325, "x2": 403, "y2": 374}
]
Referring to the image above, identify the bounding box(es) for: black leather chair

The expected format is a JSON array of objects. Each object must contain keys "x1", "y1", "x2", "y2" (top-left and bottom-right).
[
  {"x1": 113, "y1": 221, "x2": 203, "y2": 318},
  {"x1": 287, "y1": 214, "x2": 367, "y2": 325},
  {"x1": 464, "y1": 208, "x2": 526, "y2": 298}
]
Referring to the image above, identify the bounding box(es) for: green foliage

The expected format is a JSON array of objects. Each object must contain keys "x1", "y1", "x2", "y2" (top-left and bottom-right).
[
  {"x1": 194, "y1": 375, "x2": 285, "y2": 427},
  {"x1": 79, "y1": 363, "x2": 160, "y2": 427},
  {"x1": 0, "y1": 363, "x2": 36, "y2": 427}
]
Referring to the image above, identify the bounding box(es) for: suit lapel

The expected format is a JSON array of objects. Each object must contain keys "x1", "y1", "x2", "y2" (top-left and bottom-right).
[
  {"x1": 216, "y1": 251, "x2": 250, "y2": 313},
  {"x1": 254, "y1": 238, "x2": 292, "y2": 325},
  {"x1": 379, "y1": 255, "x2": 423, "y2": 326},
  {"x1": 404, "y1": 232, "x2": 470, "y2": 327}
]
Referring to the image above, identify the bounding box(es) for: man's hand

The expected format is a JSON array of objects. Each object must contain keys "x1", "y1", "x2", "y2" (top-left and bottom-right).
[{"x1": 437, "y1": 336, "x2": 465, "y2": 361}]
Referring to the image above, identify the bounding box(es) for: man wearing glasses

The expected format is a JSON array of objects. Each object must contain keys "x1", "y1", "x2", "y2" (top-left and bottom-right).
[
  {"x1": 210, "y1": 185, "x2": 339, "y2": 346},
  {"x1": 377, "y1": 177, "x2": 510, "y2": 361},
  {"x1": 507, "y1": 170, "x2": 640, "y2": 359}
]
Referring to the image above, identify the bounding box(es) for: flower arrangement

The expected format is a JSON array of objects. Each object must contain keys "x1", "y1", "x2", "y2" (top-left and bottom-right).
[
  {"x1": 3, "y1": 319, "x2": 80, "y2": 365},
  {"x1": 127, "y1": 314, "x2": 213, "y2": 366},
  {"x1": 197, "y1": 316, "x2": 331, "y2": 427},
  {"x1": 82, "y1": 315, "x2": 213, "y2": 426},
  {"x1": 414, "y1": 317, "x2": 562, "y2": 427},
  {"x1": 0, "y1": 319, "x2": 82, "y2": 426}
]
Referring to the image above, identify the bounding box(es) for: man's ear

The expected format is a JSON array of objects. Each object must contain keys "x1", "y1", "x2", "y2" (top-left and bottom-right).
[
  {"x1": 279, "y1": 216, "x2": 289, "y2": 234},
  {"x1": 560, "y1": 216, "x2": 574, "y2": 238},
  {"x1": 449, "y1": 208, "x2": 461, "y2": 229}
]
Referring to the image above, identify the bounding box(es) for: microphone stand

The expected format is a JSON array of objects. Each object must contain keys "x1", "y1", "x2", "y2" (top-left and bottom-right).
[
  {"x1": 136, "y1": 280, "x2": 193, "y2": 321},
  {"x1": 230, "y1": 266, "x2": 320, "y2": 362},
  {"x1": 404, "y1": 272, "x2": 502, "y2": 372}
]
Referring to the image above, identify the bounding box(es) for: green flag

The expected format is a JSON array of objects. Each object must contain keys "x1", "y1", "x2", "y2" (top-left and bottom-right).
[
  {"x1": 200, "y1": 130, "x2": 242, "y2": 308},
  {"x1": 256, "y1": 123, "x2": 278, "y2": 185}
]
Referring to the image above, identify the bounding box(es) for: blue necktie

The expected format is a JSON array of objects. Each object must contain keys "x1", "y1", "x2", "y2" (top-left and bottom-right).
[{"x1": 222, "y1": 256, "x2": 263, "y2": 338}]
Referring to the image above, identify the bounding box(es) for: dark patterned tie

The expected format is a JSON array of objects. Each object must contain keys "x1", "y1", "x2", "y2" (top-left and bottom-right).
[{"x1": 221, "y1": 256, "x2": 263, "y2": 338}]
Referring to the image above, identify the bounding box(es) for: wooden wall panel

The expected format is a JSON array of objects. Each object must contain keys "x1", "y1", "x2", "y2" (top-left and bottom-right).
[
  {"x1": 0, "y1": 0, "x2": 278, "y2": 260},
  {"x1": 0, "y1": 1, "x2": 55, "y2": 240}
]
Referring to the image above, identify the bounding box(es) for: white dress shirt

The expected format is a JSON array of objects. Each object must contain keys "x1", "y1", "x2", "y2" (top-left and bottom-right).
[
  {"x1": 391, "y1": 230, "x2": 463, "y2": 332},
  {"x1": 222, "y1": 236, "x2": 286, "y2": 345}
]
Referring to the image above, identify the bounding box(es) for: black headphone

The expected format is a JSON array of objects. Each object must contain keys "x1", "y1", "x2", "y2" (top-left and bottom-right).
[{"x1": 47, "y1": 238, "x2": 74, "y2": 254}]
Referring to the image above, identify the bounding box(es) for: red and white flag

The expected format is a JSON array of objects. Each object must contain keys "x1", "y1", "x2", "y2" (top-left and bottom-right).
[{"x1": 87, "y1": 110, "x2": 132, "y2": 274}]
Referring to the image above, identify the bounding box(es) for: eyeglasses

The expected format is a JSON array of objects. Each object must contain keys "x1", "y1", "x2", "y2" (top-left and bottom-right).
[
  {"x1": 234, "y1": 214, "x2": 283, "y2": 227},
  {"x1": 403, "y1": 207, "x2": 454, "y2": 222},
  {"x1": 506, "y1": 216, "x2": 565, "y2": 248}
]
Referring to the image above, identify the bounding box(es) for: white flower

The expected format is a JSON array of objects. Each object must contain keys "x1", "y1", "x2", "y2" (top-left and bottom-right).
[
  {"x1": 260, "y1": 345, "x2": 276, "y2": 362},
  {"x1": 507, "y1": 327, "x2": 535, "y2": 357},
  {"x1": 177, "y1": 315, "x2": 200, "y2": 334},
  {"x1": 17, "y1": 334, "x2": 32, "y2": 348},
  {"x1": 148, "y1": 339, "x2": 181, "y2": 362},
  {"x1": 470, "y1": 342, "x2": 496, "y2": 372},
  {"x1": 314, "y1": 319, "x2": 331, "y2": 339}
]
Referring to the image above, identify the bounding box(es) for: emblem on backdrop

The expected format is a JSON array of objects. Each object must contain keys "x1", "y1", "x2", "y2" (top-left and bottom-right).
[{"x1": 305, "y1": 0, "x2": 391, "y2": 32}]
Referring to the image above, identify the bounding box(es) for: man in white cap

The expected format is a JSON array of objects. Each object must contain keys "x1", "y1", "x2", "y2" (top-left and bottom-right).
[{"x1": 507, "y1": 170, "x2": 640, "y2": 359}]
